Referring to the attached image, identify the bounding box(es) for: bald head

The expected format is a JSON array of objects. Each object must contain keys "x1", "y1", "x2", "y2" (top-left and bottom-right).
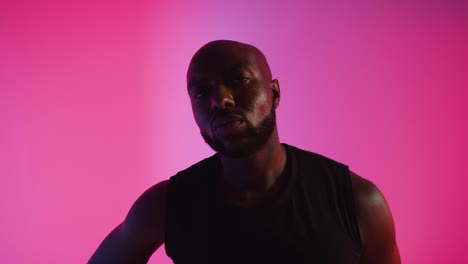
[
  {"x1": 187, "y1": 40, "x2": 272, "y2": 84},
  {"x1": 186, "y1": 40, "x2": 280, "y2": 158}
]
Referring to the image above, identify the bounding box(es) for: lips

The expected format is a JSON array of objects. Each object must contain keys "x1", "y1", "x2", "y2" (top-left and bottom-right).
[{"x1": 212, "y1": 114, "x2": 244, "y2": 130}]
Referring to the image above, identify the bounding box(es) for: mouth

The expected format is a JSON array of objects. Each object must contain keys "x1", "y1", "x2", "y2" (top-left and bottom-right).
[{"x1": 212, "y1": 115, "x2": 244, "y2": 131}]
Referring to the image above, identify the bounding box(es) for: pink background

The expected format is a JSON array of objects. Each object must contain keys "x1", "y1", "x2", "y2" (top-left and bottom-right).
[{"x1": 1, "y1": 0, "x2": 467, "y2": 263}]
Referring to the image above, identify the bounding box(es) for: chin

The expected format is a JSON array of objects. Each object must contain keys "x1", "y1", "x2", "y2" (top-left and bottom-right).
[
  {"x1": 202, "y1": 133, "x2": 251, "y2": 157},
  {"x1": 221, "y1": 141, "x2": 259, "y2": 158},
  {"x1": 201, "y1": 108, "x2": 277, "y2": 158}
]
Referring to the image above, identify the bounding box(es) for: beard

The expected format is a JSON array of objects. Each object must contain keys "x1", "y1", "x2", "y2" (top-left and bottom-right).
[{"x1": 201, "y1": 106, "x2": 276, "y2": 158}]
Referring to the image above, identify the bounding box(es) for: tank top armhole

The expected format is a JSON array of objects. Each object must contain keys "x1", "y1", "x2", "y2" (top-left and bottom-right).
[
  {"x1": 342, "y1": 165, "x2": 363, "y2": 248},
  {"x1": 164, "y1": 174, "x2": 178, "y2": 260},
  {"x1": 289, "y1": 144, "x2": 363, "y2": 252}
]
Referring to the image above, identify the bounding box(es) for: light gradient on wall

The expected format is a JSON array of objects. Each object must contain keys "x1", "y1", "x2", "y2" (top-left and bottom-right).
[{"x1": 1, "y1": 1, "x2": 467, "y2": 263}]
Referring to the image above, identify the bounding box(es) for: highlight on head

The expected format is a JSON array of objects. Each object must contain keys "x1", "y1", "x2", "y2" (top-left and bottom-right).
[{"x1": 187, "y1": 40, "x2": 273, "y2": 83}]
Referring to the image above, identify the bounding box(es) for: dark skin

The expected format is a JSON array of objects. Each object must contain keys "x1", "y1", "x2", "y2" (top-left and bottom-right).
[
  {"x1": 89, "y1": 40, "x2": 401, "y2": 263},
  {"x1": 187, "y1": 41, "x2": 286, "y2": 203}
]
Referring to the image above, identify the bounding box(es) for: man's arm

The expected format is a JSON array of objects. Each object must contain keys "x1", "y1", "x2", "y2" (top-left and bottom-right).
[
  {"x1": 89, "y1": 180, "x2": 169, "y2": 264},
  {"x1": 350, "y1": 171, "x2": 401, "y2": 264}
]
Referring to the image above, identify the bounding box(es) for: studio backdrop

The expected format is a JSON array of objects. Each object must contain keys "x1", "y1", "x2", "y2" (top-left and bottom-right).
[{"x1": 1, "y1": 0, "x2": 467, "y2": 263}]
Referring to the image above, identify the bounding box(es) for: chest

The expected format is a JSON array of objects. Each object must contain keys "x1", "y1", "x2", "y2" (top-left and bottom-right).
[{"x1": 166, "y1": 190, "x2": 361, "y2": 264}]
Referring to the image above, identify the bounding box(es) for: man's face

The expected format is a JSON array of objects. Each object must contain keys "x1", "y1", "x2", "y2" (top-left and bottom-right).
[{"x1": 187, "y1": 42, "x2": 279, "y2": 158}]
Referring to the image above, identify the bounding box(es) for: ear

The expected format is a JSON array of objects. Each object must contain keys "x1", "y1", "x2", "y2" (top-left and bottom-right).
[{"x1": 270, "y1": 79, "x2": 280, "y2": 109}]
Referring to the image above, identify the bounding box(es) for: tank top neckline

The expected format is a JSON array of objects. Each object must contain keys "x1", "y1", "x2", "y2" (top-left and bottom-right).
[{"x1": 212, "y1": 143, "x2": 297, "y2": 212}]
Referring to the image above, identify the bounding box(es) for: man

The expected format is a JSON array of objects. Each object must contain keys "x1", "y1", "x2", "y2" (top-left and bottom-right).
[{"x1": 89, "y1": 40, "x2": 400, "y2": 263}]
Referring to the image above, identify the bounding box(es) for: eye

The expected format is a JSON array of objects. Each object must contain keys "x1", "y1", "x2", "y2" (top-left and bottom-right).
[
  {"x1": 193, "y1": 85, "x2": 212, "y2": 99},
  {"x1": 230, "y1": 76, "x2": 249, "y2": 86},
  {"x1": 194, "y1": 89, "x2": 206, "y2": 99}
]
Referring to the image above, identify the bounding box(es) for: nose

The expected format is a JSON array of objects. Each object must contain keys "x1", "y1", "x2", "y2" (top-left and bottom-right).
[{"x1": 211, "y1": 83, "x2": 235, "y2": 111}]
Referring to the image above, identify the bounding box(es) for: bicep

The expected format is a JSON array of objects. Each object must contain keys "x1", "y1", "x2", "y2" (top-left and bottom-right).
[
  {"x1": 89, "y1": 180, "x2": 168, "y2": 263},
  {"x1": 350, "y1": 172, "x2": 401, "y2": 264},
  {"x1": 88, "y1": 223, "x2": 156, "y2": 264}
]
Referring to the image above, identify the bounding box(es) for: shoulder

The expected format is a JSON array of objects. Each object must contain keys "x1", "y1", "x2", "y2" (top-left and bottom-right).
[
  {"x1": 284, "y1": 144, "x2": 349, "y2": 178},
  {"x1": 122, "y1": 180, "x2": 169, "y2": 246},
  {"x1": 89, "y1": 180, "x2": 169, "y2": 263},
  {"x1": 168, "y1": 153, "x2": 220, "y2": 185},
  {"x1": 350, "y1": 171, "x2": 401, "y2": 263},
  {"x1": 284, "y1": 144, "x2": 344, "y2": 167},
  {"x1": 111, "y1": 153, "x2": 219, "y2": 254},
  {"x1": 350, "y1": 172, "x2": 391, "y2": 238}
]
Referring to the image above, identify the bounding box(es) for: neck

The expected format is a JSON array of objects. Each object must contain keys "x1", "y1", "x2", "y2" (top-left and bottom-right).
[{"x1": 219, "y1": 130, "x2": 286, "y2": 195}]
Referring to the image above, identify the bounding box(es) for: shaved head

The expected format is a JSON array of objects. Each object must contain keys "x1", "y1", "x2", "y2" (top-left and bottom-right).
[
  {"x1": 187, "y1": 40, "x2": 272, "y2": 83},
  {"x1": 186, "y1": 40, "x2": 280, "y2": 157}
]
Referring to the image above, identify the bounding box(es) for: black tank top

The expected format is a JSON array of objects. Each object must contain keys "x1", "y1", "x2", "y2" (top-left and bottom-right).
[{"x1": 165, "y1": 144, "x2": 362, "y2": 263}]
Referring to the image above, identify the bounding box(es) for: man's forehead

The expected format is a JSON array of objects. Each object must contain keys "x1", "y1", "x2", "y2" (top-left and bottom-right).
[
  {"x1": 190, "y1": 47, "x2": 257, "y2": 70},
  {"x1": 189, "y1": 61, "x2": 256, "y2": 77},
  {"x1": 187, "y1": 40, "x2": 272, "y2": 82}
]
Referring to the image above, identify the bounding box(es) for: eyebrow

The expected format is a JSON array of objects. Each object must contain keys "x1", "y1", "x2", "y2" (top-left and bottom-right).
[
  {"x1": 229, "y1": 63, "x2": 255, "y2": 73},
  {"x1": 187, "y1": 63, "x2": 256, "y2": 90},
  {"x1": 187, "y1": 79, "x2": 205, "y2": 91}
]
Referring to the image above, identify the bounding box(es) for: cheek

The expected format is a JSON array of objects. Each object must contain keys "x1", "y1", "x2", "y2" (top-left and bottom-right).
[
  {"x1": 248, "y1": 89, "x2": 272, "y2": 122},
  {"x1": 191, "y1": 103, "x2": 211, "y2": 132}
]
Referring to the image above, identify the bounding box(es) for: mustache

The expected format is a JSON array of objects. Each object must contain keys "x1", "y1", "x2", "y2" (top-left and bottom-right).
[
  {"x1": 214, "y1": 109, "x2": 245, "y2": 119},
  {"x1": 210, "y1": 109, "x2": 246, "y2": 129}
]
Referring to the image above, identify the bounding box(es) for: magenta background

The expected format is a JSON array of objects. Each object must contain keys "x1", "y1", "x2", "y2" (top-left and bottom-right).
[{"x1": 1, "y1": 0, "x2": 467, "y2": 263}]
